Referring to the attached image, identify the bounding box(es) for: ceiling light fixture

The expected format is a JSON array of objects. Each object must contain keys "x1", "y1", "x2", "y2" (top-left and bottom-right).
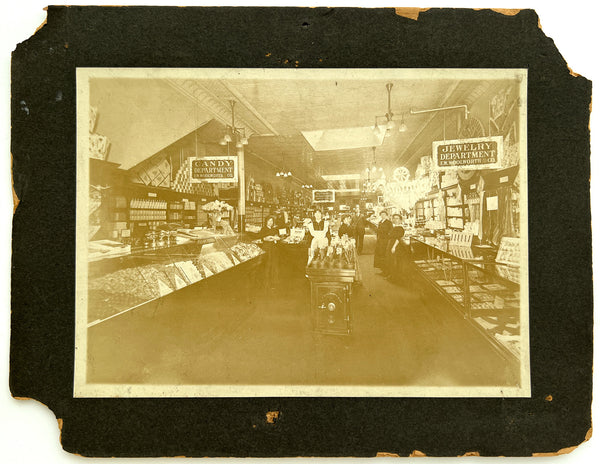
[
  {"x1": 276, "y1": 155, "x2": 292, "y2": 178},
  {"x1": 373, "y1": 82, "x2": 408, "y2": 137},
  {"x1": 398, "y1": 113, "x2": 407, "y2": 132},
  {"x1": 219, "y1": 100, "x2": 251, "y2": 149}
]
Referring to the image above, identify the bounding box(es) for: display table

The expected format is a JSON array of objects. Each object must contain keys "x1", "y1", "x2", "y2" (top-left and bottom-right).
[{"x1": 305, "y1": 261, "x2": 356, "y2": 335}]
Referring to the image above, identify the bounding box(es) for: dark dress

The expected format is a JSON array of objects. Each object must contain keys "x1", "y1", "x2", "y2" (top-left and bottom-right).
[
  {"x1": 259, "y1": 226, "x2": 280, "y2": 289},
  {"x1": 374, "y1": 219, "x2": 392, "y2": 269},
  {"x1": 338, "y1": 223, "x2": 354, "y2": 239},
  {"x1": 354, "y1": 214, "x2": 367, "y2": 254},
  {"x1": 311, "y1": 219, "x2": 331, "y2": 240},
  {"x1": 385, "y1": 225, "x2": 406, "y2": 280}
]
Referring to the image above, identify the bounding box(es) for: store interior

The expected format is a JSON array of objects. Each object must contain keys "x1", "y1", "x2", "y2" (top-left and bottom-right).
[{"x1": 85, "y1": 73, "x2": 524, "y2": 389}]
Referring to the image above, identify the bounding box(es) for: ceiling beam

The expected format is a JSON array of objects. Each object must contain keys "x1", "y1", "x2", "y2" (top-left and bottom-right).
[
  {"x1": 219, "y1": 80, "x2": 280, "y2": 136},
  {"x1": 193, "y1": 81, "x2": 263, "y2": 135},
  {"x1": 165, "y1": 79, "x2": 259, "y2": 136}
]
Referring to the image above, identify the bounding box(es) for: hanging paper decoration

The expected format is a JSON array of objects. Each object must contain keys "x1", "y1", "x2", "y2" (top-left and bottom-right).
[{"x1": 382, "y1": 156, "x2": 434, "y2": 211}]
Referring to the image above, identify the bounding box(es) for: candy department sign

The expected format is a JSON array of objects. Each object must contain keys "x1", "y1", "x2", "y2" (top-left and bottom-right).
[
  {"x1": 432, "y1": 136, "x2": 504, "y2": 170},
  {"x1": 190, "y1": 156, "x2": 238, "y2": 183}
]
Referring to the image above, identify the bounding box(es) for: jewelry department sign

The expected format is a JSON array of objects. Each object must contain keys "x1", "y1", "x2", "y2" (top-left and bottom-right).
[
  {"x1": 432, "y1": 136, "x2": 504, "y2": 170},
  {"x1": 190, "y1": 156, "x2": 238, "y2": 183}
]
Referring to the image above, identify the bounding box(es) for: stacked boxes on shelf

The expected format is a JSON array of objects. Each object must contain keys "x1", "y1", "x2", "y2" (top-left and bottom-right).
[
  {"x1": 172, "y1": 159, "x2": 215, "y2": 197},
  {"x1": 107, "y1": 194, "x2": 129, "y2": 240},
  {"x1": 444, "y1": 184, "x2": 464, "y2": 230},
  {"x1": 168, "y1": 201, "x2": 184, "y2": 222},
  {"x1": 129, "y1": 198, "x2": 167, "y2": 222}
]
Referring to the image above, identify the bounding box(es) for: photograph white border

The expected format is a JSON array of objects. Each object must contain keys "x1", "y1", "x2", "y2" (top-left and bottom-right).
[{"x1": 74, "y1": 67, "x2": 530, "y2": 398}]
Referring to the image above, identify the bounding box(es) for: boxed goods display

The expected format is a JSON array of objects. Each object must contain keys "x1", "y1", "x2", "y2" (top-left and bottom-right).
[{"x1": 87, "y1": 240, "x2": 265, "y2": 324}]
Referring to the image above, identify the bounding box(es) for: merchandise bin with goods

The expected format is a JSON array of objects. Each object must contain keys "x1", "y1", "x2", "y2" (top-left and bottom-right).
[
  {"x1": 305, "y1": 233, "x2": 359, "y2": 335},
  {"x1": 87, "y1": 233, "x2": 265, "y2": 326}
]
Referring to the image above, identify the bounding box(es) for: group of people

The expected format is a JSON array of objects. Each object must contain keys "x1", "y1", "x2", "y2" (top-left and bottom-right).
[
  {"x1": 331, "y1": 210, "x2": 367, "y2": 254},
  {"x1": 257, "y1": 208, "x2": 410, "y2": 289},
  {"x1": 373, "y1": 211, "x2": 410, "y2": 284}
]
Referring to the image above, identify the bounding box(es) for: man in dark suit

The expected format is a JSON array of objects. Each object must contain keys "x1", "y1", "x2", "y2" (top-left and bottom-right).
[{"x1": 352, "y1": 209, "x2": 367, "y2": 254}]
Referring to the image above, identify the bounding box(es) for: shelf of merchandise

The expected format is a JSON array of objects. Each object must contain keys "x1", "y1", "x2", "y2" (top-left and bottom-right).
[{"x1": 443, "y1": 183, "x2": 466, "y2": 230}]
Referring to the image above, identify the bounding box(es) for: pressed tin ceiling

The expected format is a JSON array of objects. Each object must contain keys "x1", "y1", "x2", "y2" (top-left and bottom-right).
[{"x1": 95, "y1": 76, "x2": 513, "y2": 184}]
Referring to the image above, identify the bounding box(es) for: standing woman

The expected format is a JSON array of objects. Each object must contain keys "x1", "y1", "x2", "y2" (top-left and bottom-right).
[
  {"x1": 259, "y1": 216, "x2": 281, "y2": 290},
  {"x1": 307, "y1": 209, "x2": 330, "y2": 261},
  {"x1": 308, "y1": 209, "x2": 330, "y2": 240},
  {"x1": 338, "y1": 214, "x2": 354, "y2": 239},
  {"x1": 385, "y1": 213, "x2": 405, "y2": 282},
  {"x1": 374, "y1": 210, "x2": 392, "y2": 271}
]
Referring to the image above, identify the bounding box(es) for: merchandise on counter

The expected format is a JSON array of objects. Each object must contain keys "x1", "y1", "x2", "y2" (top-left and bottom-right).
[
  {"x1": 162, "y1": 264, "x2": 188, "y2": 289},
  {"x1": 137, "y1": 265, "x2": 177, "y2": 298},
  {"x1": 230, "y1": 243, "x2": 264, "y2": 262},
  {"x1": 443, "y1": 286, "x2": 462, "y2": 294},
  {"x1": 472, "y1": 302, "x2": 494, "y2": 310},
  {"x1": 88, "y1": 267, "x2": 158, "y2": 306},
  {"x1": 173, "y1": 261, "x2": 203, "y2": 284},
  {"x1": 448, "y1": 246, "x2": 476, "y2": 260},
  {"x1": 194, "y1": 251, "x2": 234, "y2": 275},
  {"x1": 495, "y1": 264, "x2": 520, "y2": 284},
  {"x1": 482, "y1": 283, "x2": 508, "y2": 292},
  {"x1": 425, "y1": 220, "x2": 445, "y2": 230},
  {"x1": 495, "y1": 236, "x2": 520, "y2": 266},
  {"x1": 282, "y1": 227, "x2": 306, "y2": 244},
  {"x1": 447, "y1": 217, "x2": 464, "y2": 229},
  {"x1": 88, "y1": 239, "x2": 131, "y2": 261},
  {"x1": 449, "y1": 231, "x2": 473, "y2": 247},
  {"x1": 473, "y1": 292, "x2": 494, "y2": 302},
  {"x1": 245, "y1": 224, "x2": 261, "y2": 234},
  {"x1": 157, "y1": 279, "x2": 173, "y2": 296}
]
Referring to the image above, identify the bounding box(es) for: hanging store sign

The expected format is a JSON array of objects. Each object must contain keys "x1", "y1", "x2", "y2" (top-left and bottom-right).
[
  {"x1": 190, "y1": 156, "x2": 238, "y2": 183},
  {"x1": 312, "y1": 189, "x2": 335, "y2": 203},
  {"x1": 431, "y1": 136, "x2": 503, "y2": 170}
]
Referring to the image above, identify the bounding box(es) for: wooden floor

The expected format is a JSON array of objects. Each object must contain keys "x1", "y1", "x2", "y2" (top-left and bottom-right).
[{"x1": 86, "y1": 235, "x2": 520, "y2": 388}]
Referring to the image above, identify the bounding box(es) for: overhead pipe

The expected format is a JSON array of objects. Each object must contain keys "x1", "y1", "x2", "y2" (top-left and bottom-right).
[{"x1": 410, "y1": 104, "x2": 469, "y2": 119}]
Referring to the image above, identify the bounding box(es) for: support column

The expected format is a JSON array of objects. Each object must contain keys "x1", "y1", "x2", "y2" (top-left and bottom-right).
[{"x1": 237, "y1": 145, "x2": 246, "y2": 237}]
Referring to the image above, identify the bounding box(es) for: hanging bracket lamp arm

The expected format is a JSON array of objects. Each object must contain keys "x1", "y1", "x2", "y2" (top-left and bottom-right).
[
  {"x1": 385, "y1": 82, "x2": 394, "y2": 121},
  {"x1": 410, "y1": 104, "x2": 469, "y2": 119}
]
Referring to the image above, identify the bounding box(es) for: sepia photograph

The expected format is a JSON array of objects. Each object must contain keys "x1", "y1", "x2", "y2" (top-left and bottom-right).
[
  {"x1": 7, "y1": 2, "x2": 596, "y2": 459},
  {"x1": 75, "y1": 67, "x2": 529, "y2": 398}
]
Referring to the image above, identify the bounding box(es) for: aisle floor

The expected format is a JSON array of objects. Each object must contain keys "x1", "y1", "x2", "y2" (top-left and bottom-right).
[{"x1": 87, "y1": 235, "x2": 520, "y2": 388}]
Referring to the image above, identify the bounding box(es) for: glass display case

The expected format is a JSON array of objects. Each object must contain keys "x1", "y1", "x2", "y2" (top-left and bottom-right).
[
  {"x1": 411, "y1": 237, "x2": 470, "y2": 316},
  {"x1": 464, "y1": 261, "x2": 520, "y2": 359},
  {"x1": 87, "y1": 233, "x2": 265, "y2": 326},
  {"x1": 410, "y1": 237, "x2": 521, "y2": 362}
]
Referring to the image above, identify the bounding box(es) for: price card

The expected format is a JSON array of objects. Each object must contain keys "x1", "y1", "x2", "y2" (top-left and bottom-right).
[{"x1": 486, "y1": 196, "x2": 498, "y2": 211}]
